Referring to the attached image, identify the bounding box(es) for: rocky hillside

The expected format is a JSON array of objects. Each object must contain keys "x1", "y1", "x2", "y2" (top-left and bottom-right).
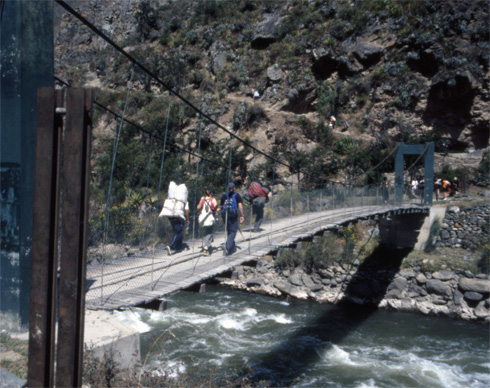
[{"x1": 54, "y1": 0, "x2": 489, "y2": 196}]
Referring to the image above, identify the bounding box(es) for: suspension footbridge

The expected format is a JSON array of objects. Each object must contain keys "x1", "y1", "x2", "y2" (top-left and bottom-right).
[{"x1": 86, "y1": 203, "x2": 429, "y2": 310}]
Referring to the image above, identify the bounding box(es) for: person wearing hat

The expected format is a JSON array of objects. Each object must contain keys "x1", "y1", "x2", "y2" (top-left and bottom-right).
[
  {"x1": 197, "y1": 188, "x2": 218, "y2": 256},
  {"x1": 220, "y1": 182, "x2": 244, "y2": 256}
]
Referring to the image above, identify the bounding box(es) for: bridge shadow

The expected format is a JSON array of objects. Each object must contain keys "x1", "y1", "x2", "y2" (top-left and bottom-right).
[{"x1": 240, "y1": 245, "x2": 412, "y2": 387}]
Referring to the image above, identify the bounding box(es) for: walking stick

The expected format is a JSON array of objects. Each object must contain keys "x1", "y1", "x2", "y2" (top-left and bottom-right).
[{"x1": 238, "y1": 226, "x2": 246, "y2": 242}]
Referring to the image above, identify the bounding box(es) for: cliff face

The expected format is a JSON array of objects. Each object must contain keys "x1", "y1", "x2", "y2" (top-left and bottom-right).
[{"x1": 55, "y1": 0, "x2": 489, "y2": 181}]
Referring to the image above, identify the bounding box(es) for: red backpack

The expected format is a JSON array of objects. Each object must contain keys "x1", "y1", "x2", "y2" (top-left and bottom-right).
[{"x1": 248, "y1": 182, "x2": 268, "y2": 199}]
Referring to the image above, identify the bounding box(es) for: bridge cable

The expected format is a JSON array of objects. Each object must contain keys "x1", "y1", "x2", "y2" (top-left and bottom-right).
[
  {"x1": 248, "y1": 150, "x2": 256, "y2": 253},
  {"x1": 350, "y1": 144, "x2": 399, "y2": 184},
  {"x1": 192, "y1": 113, "x2": 204, "y2": 252},
  {"x1": 404, "y1": 143, "x2": 429, "y2": 173},
  {"x1": 145, "y1": 135, "x2": 154, "y2": 201},
  {"x1": 101, "y1": 63, "x2": 136, "y2": 302},
  {"x1": 54, "y1": 74, "x2": 229, "y2": 171},
  {"x1": 269, "y1": 161, "x2": 277, "y2": 241},
  {"x1": 223, "y1": 133, "x2": 236, "y2": 248},
  {"x1": 176, "y1": 147, "x2": 182, "y2": 184},
  {"x1": 141, "y1": 134, "x2": 153, "y2": 246},
  {"x1": 154, "y1": 92, "x2": 173, "y2": 233}
]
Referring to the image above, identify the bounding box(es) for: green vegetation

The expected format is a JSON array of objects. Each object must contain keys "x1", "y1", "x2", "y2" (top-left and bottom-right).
[
  {"x1": 478, "y1": 150, "x2": 490, "y2": 176},
  {"x1": 276, "y1": 224, "x2": 380, "y2": 272},
  {"x1": 0, "y1": 333, "x2": 28, "y2": 379},
  {"x1": 316, "y1": 80, "x2": 337, "y2": 120}
]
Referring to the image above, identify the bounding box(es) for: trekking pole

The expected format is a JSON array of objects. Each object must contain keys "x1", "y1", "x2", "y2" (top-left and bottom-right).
[{"x1": 238, "y1": 226, "x2": 246, "y2": 242}]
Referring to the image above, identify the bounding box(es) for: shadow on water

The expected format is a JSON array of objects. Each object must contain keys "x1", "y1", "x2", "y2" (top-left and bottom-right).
[{"x1": 239, "y1": 245, "x2": 413, "y2": 387}]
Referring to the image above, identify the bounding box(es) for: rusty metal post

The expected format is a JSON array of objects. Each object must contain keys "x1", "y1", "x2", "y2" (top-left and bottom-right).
[
  {"x1": 56, "y1": 88, "x2": 93, "y2": 388},
  {"x1": 28, "y1": 88, "x2": 64, "y2": 388}
]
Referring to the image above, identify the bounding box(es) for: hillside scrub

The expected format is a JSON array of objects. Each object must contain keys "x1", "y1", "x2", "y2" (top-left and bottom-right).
[{"x1": 54, "y1": 0, "x2": 489, "y2": 212}]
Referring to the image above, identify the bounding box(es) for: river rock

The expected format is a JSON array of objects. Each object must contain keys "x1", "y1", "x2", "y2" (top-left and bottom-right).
[
  {"x1": 474, "y1": 302, "x2": 490, "y2": 318},
  {"x1": 289, "y1": 286, "x2": 308, "y2": 300},
  {"x1": 459, "y1": 277, "x2": 490, "y2": 294},
  {"x1": 416, "y1": 273, "x2": 428, "y2": 284},
  {"x1": 302, "y1": 273, "x2": 316, "y2": 288},
  {"x1": 246, "y1": 278, "x2": 263, "y2": 288},
  {"x1": 453, "y1": 289, "x2": 464, "y2": 305},
  {"x1": 432, "y1": 298, "x2": 447, "y2": 305},
  {"x1": 387, "y1": 277, "x2": 408, "y2": 293},
  {"x1": 310, "y1": 283, "x2": 324, "y2": 292},
  {"x1": 274, "y1": 280, "x2": 291, "y2": 295},
  {"x1": 257, "y1": 285, "x2": 282, "y2": 297},
  {"x1": 399, "y1": 269, "x2": 416, "y2": 278},
  {"x1": 289, "y1": 274, "x2": 303, "y2": 287},
  {"x1": 432, "y1": 270, "x2": 455, "y2": 281},
  {"x1": 416, "y1": 301, "x2": 432, "y2": 315},
  {"x1": 426, "y1": 279, "x2": 451, "y2": 296},
  {"x1": 464, "y1": 291, "x2": 484, "y2": 302},
  {"x1": 318, "y1": 268, "x2": 333, "y2": 279}
]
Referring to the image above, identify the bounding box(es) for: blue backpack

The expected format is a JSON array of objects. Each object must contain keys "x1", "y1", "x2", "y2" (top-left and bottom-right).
[{"x1": 222, "y1": 192, "x2": 238, "y2": 215}]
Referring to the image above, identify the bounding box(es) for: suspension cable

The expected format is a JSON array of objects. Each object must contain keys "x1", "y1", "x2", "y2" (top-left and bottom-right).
[
  {"x1": 145, "y1": 135, "x2": 153, "y2": 201},
  {"x1": 176, "y1": 147, "x2": 182, "y2": 183},
  {"x1": 92, "y1": 100, "x2": 227, "y2": 169},
  {"x1": 404, "y1": 144, "x2": 430, "y2": 173},
  {"x1": 192, "y1": 113, "x2": 204, "y2": 245},
  {"x1": 350, "y1": 144, "x2": 399, "y2": 182},
  {"x1": 104, "y1": 64, "x2": 136, "y2": 218},
  {"x1": 155, "y1": 92, "x2": 173, "y2": 231}
]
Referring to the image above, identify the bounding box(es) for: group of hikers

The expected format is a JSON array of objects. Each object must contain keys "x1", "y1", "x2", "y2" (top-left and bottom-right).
[
  {"x1": 159, "y1": 180, "x2": 271, "y2": 257},
  {"x1": 409, "y1": 176, "x2": 460, "y2": 200}
]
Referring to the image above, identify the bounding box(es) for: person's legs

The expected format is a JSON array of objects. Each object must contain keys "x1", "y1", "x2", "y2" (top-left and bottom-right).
[
  {"x1": 225, "y1": 216, "x2": 239, "y2": 254},
  {"x1": 253, "y1": 203, "x2": 264, "y2": 231},
  {"x1": 168, "y1": 218, "x2": 184, "y2": 250},
  {"x1": 203, "y1": 225, "x2": 213, "y2": 252}
]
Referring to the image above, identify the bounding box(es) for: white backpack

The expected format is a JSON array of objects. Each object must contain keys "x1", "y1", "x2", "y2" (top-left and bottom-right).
[{"x1": 198, "y1": 198, "x2": 216, "y2": 227}]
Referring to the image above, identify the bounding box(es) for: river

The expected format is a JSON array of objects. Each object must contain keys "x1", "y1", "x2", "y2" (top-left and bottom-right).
[{"x1": 114, "y1": 285, "x2": 489, "y2": 388}]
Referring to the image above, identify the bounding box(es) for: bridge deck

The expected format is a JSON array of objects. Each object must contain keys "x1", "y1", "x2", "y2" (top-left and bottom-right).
[{"x1": 85, "y1": 205, "x2": 427, "y2": 310}]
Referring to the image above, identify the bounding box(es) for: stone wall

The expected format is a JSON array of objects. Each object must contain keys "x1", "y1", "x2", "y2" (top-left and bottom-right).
[
  {"x1": 437, "y1": 204, "x2": 490, "y2": 250},
  {"x1": 219, "y1": 256, "x2": 490, "y2": 323}
]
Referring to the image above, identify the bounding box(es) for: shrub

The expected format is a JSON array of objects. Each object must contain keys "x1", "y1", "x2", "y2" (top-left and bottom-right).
[
  {"x1": 478, "y1": 150, "x2": 490, "y2": 176},
  {"x1": 316, "y1": 80, "x2": 337, "y2": 119},
  {"x1": 135, "y1": 1, "x2": 158, "y2": 42},
  {"x1": 333, "y1": 136, "x2": 358, "y2": 156},
  {"x1": 478, "y1": 245, "x2": 490, "y2": 274}
]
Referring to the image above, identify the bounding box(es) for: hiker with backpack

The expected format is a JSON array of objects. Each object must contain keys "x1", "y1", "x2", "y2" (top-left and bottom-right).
[
  {"x1": 159, "y1": 182, "x2": 190, "y2": 256},
  {"x1": 197, "y1": 188, "x2": 218, "y2": 256},
  {"x1": 220, "y1": 182, "x2": 244, "y2": 256},
  {"x1": 246, "y1": 181, "x2": 271, "y2": 232}
]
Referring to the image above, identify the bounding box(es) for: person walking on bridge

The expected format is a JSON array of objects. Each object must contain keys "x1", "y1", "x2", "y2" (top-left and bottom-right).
[
  {"x1": 220, "y1": 182, "x2": 244, "y2": 256},
  {"x1": 381, "y1": 176, "x2": 390, "y2": 204},
  {"x1": 247, "y1": 181, "x2": 271, "y2": 232},
  {"x1": 197, "y1": 188, "x2": 218, "y2": 256}
]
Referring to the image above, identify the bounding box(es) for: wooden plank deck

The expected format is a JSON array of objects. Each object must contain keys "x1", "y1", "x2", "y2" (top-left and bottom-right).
[{"x1": 85, "y1": 205, "x2": 428, "y2": 310}]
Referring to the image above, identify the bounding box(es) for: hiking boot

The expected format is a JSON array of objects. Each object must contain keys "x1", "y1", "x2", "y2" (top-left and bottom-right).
[{"x1": 166, "y1": 246, "x2": 172, "y2": 256}]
